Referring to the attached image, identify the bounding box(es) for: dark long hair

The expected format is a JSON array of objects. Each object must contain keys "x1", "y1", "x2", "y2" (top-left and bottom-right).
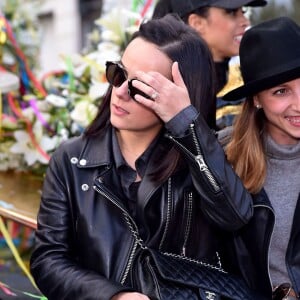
[{"x1": 85, "y1": 14, "x2": 216, "y2": 180}]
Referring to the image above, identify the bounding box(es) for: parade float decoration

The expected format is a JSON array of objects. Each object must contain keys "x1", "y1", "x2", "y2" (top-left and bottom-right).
[{"x1": 0, "y1": 0, "x2": 154, "y2": 175}]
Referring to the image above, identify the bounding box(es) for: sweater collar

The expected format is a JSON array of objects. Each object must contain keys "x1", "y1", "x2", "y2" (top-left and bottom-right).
[{"x1": 264, "y1": 134, "x2": 300, "y2": 160}]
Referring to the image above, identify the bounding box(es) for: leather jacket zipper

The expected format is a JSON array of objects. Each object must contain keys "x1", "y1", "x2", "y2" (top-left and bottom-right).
[
  {"x1": 150, "y1": 177, "x2": 192, "y2": 257},
  {"x1": 181, "y1": 191, "x2": 193, "y2": 256},
  {"x1": 159, "y1": 178, "x2": 172, "y2": 251},
  {"x1": 166, "y1": 124, "x2": 220, "y2": 193},
  {"x1": 190, "y1": 123, "x2": 220, "y2": 193},
  {"x1": 93, "y1": 181, "x2": 141, "y2": 285}
]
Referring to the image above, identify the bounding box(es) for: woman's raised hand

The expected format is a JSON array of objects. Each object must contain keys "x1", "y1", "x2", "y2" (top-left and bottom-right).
[{"x1": 133, "y1": 61, "x2": 191, "y2": 123}]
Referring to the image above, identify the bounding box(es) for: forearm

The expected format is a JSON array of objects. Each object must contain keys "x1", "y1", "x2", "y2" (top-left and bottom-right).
[{"x1": 166, "y1": 112, "x2": 253, "y2": 230}]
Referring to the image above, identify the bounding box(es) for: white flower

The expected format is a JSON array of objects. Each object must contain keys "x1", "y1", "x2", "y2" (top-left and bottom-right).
[
  {"x1": 21, "y1": 106, "x2": 35, "y2": 122},
  {"x1": 0, "y1": 1, "x2": 157, "y2": 173},
  {"x1": 70, "y1": 100, "x2": 98, "y2": 128},
  {"x1": 89, "y1": 80, "x2": 109, "y2": 100},
  {"x1": 35, "y1": 99, "x2": 52, "y2": 111},
  {"x1": 10, "y1": 122, "x2": 59, "y2": 166},
  {"x1": 58, "y1": 128, "x2": 70, "y2": 141},
  {"x1": 0, "y1": 141, "x2": 23, "y2": 171},
  {"x1": 46, "y1": 94, "x2": 68, "y2": 107},
  {"x1": 100, "y1": 29, "x2": 121, "y2": 44},
  {"x1": 95, "y1": 8, "x2": 141, "y2": 46},
  {"x1": 73, "y1": 62, "x2": 89, "y2": 78}
]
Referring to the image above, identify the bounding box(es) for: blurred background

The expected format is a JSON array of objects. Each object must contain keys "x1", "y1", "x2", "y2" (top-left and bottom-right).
[
  {"x1": 1, "y1": 0, "x2": 299, "y2": 76},
  {"x1": 0, "y1": 0, "x2": 299, "y2": 299}
]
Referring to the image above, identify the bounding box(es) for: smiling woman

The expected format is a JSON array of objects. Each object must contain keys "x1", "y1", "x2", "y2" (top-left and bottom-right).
[{"x1": 223, "y1": 16, "x2": 300, "y2": 297}]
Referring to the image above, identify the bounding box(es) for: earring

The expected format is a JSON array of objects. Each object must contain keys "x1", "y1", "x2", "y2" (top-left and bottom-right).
[{"x1": 256, "y1": 104, "x2": 262, "y2": 109}]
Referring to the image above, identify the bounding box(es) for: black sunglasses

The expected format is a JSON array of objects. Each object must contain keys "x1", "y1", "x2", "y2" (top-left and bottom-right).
[{"x1": 105, "y1": 61, "x2": 151, "y2": 100}]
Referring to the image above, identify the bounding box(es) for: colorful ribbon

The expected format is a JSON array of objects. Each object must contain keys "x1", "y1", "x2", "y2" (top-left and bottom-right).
[
  {"x1": 0, "y1": 15, "x2": 47, "y2": 97},
  {"x1": 0, "y1": 280, "x2": 47, "y2": 299},
  {"x1": 0, "y1": 90, "x2": 2, "y2": 138},
  {"x1": 7, "y1": 93, "x2": 50, "y2": 162},
  {"x1": 0, "y1": 217, "x2": 39, "y2": 292},
  {"x1": 29, "y1": 98, "x2": 54, "y2": 133},
  {"x1": 140, "y1": 0, "x2": 153, "y2": 17}
]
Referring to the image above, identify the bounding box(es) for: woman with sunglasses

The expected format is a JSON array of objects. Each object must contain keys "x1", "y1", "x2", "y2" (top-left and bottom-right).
[
  {"x1": 30, "y1": 14, "x2": 254, "y2": 300},
  {"x1": 222, "y1": 17, "x2": 300, "y2": 299}
]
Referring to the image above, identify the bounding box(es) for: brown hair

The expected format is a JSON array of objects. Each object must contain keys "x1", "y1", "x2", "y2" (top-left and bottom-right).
[{"x1": 225, "y1": 97, "x2": 266, "y2": 194}]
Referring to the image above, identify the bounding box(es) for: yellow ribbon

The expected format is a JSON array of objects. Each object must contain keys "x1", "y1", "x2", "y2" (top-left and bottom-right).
[
  {"x1": 217, "y1": 63, "x2": 244, "y2": 98},
  {"x1": 216, "y1": 104, "x2": 243, "y2": 120},
  {"x1": 0, "y1": 216, "x2": 39, "y2": 291},
  {"x1": 0, "y1": 18, "x2": 7, "y2": 44}
]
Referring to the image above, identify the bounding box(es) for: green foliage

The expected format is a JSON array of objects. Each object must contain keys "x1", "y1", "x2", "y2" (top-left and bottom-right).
[
  {"x1": 251, "y1": 0, "x2": 300, "y2": 25},
  {"x1": 289, "y1": 0, "x2": 300, "y2": 23}
]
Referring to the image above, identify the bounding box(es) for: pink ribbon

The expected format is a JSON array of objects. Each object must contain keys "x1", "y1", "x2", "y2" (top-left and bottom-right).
[{"x1": 29, "y1": 98, "x2": 54, "y2": 133}]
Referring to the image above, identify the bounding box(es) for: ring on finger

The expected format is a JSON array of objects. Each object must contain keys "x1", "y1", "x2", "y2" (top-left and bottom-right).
[{"x1": 151, "y1": 91, "x2": 159, "y2": 100}]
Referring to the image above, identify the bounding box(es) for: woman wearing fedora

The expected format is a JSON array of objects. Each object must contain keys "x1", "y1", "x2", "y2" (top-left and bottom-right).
[{"x1": 222, "y1": 17, "x2": 300, "y2": 299}]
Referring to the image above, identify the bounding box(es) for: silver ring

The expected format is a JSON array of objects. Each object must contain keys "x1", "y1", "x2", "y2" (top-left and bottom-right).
[{"x1": 151, "y1": 91, "x2": 158, "y2": 100}]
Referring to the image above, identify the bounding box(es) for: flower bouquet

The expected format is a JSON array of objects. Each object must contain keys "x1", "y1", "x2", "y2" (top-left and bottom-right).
[{"x1": 0, "y1": 0, "x2": 154, "y2": 175}]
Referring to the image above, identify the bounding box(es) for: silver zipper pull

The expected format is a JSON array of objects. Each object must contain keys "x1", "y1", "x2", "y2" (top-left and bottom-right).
[{"x1": 195, "y1": 154, "x2": 208, "y2": 171}]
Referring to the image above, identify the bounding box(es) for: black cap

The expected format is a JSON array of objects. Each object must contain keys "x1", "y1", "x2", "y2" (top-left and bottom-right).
[{"x1": 171, "y1": 0, "x2": 267, "y2": 17}]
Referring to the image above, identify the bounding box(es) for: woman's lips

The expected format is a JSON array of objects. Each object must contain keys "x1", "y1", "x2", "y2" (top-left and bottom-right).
[
  {"x1": 234, "y1": 34, "x2": 243, "y2": 43},
  {"x1": 286, "y1": 116, "x2": 300, "y2": 126},
  {"x1": 112, "y1": 104, "x2": 129, "y2": 116}
]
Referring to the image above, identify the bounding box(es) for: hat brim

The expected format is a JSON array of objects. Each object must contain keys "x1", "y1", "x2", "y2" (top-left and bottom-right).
[
  {"x1": 223, "y1": 66, "x2": 300, "y2": 101},
  {"x1": 175, "y1": 0, "x2": 266, "y2": 17},
  {"x1": 213, "y1": 0, "x2": 267, "y2": 9}
]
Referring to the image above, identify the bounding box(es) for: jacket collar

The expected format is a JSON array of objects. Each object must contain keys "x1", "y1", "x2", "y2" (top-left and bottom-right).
[{"x1": 77, "y1": 126, "x2": 113, "y2": 168}]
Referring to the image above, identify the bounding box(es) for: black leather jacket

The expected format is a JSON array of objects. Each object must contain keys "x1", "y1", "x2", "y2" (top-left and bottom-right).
[
  {"x1": 226, "y1": 190, "x2": 300, "y2": 299},
  {"x1": 30, "y1": 115, "x2": 253, "y2": 300}
]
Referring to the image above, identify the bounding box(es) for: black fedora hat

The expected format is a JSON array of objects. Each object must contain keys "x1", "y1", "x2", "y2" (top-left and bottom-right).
[
  {"x1": 223, "y1": 17, "x2": 300, "y2": 101},
  {"x1": 171, "y1": 0, "x2": 267, "y2": 17}
]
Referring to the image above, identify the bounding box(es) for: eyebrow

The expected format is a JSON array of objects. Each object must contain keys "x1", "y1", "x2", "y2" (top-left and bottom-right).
[
  {"x1": 120, "y1": 60, "x2": 130, "y2": 76},
  {"x1": 119, "y1": 60, "x2": 126, "y2": 68}
]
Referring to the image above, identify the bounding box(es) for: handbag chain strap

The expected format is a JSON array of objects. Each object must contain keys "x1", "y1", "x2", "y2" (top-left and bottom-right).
[
  {"x1": 123, "y1": 213, "x2": 225, "y2": 272},
  {"x1": 123, "y1": 213, "x2": 147, "y2": 249}
]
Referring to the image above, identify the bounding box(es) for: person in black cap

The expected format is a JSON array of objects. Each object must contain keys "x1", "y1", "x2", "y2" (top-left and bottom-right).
[
  {"x1": 153, "y1": 0, "x2": 267, "y2": 129},
  {"x1": 222, "y1": 17, "x2": 300, "y2": 298}
]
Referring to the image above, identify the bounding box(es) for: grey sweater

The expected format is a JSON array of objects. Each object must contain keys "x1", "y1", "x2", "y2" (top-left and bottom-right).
[{"x1": 263, "y1": 135, "x2": 300, "y2": 286}]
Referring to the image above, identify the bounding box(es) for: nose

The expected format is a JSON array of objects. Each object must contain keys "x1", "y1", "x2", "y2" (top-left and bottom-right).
[
  {"x1": 295, "y1": 88, "x2": 300, "y2": 110},
  {"x1": 114, "y1": 80, "x2": 131, "y2": 101},
  {"x1": 239, "y1": 10, "x2": 250, "y2": 29}
]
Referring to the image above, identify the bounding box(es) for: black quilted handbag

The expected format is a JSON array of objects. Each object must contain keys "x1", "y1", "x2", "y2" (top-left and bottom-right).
[
  {"x1": 123, "y1": 216, "x2": 266, "y2": 300},
  {"x1": 131, "y1": 248, "x2": 266, "y2": 300}
]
